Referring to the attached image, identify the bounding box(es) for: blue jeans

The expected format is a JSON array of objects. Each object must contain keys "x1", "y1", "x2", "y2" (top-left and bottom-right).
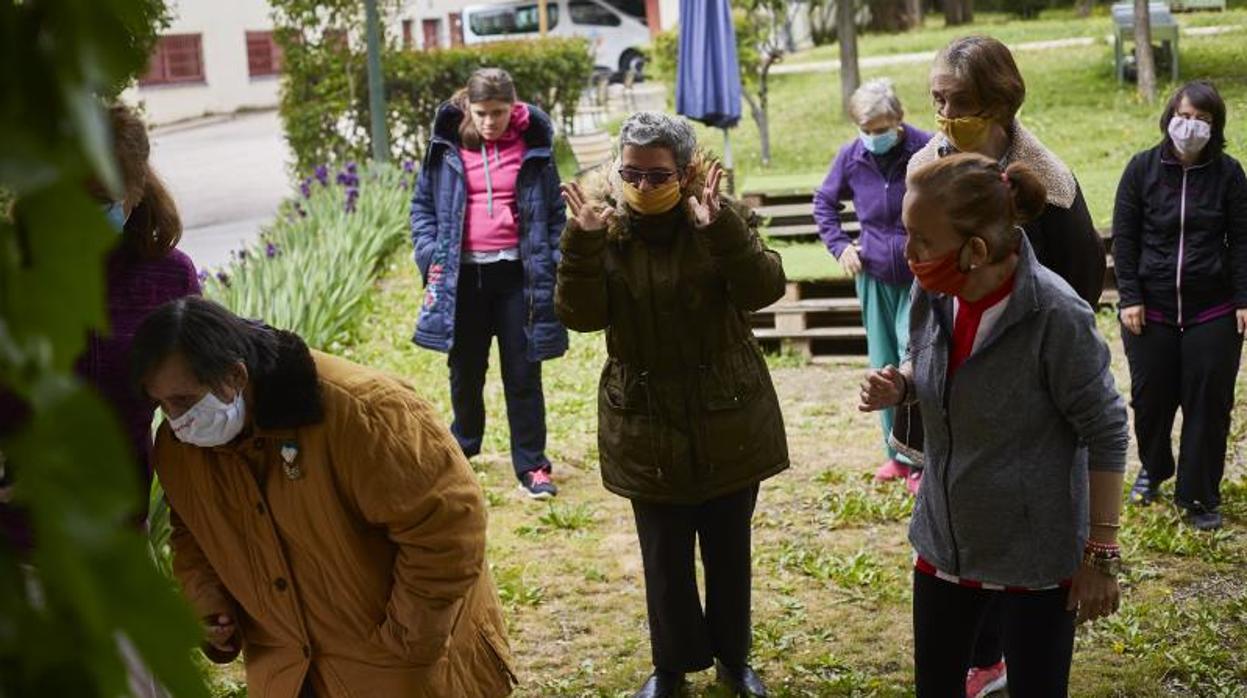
[{"x1": 449, "y1": 260, "x2": 549, "y2": 479}]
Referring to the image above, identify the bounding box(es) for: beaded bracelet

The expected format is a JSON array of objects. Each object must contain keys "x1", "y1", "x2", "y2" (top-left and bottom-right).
[{"x1": 1085, "y1": 540, "x2": 1121, "y2": 557}]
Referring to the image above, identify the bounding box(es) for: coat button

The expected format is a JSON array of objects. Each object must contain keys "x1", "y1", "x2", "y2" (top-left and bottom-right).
[{"x1": 275, "y1": 577, "x2": 288, "y2": 592}]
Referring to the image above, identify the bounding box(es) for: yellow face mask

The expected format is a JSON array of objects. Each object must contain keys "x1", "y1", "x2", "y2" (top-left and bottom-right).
[
  {"x1": 936, "y1": 114, "x2": 993, "y2": 153},
  {"x1": 622, "y1": 179, "x2": 682, "y2": 216}
]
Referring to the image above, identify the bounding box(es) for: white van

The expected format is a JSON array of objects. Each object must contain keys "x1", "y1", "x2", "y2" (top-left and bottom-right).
[{"x1": 462, "y1": 0, "x2": 650, "y2": 78}]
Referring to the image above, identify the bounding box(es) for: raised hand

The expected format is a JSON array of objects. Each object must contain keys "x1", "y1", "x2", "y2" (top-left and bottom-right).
[
  {"x1": 561, "y1": 182, "x2": 614, "y2": 232},
  {"x1": 688, "y1": 161, "x2": 724, "y2": 228}
]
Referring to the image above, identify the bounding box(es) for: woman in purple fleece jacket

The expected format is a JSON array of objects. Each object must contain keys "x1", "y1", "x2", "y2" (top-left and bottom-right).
[
  {"x1": 813, "y1": 79, "x2": 932, "y2": 490},
  {"x1": 0, "y1": 104, "x2": 200, "y2": 550}
]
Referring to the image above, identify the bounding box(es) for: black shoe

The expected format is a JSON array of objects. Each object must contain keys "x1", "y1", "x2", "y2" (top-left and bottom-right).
[
  {"x1": 1129, "y1": 471, "x2": 1160, "y2": 506},
  {"x1": 518, "y1": 467, "x2": 558, "y2": 500},
  {"x1": 715, "y1": 661, "x2": 768, "y2": 697},
  {"x1": 1185, "y1": 508, "x2": 1223, "y2": 531},
  {"x1": 632, "y1": 670, "x2": 686, "y2": 698}
]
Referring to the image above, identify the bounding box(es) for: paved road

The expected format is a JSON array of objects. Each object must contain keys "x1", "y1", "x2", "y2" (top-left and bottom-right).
[{"x1": 150, "y1": 109, "x2": 291, "y2": 271}]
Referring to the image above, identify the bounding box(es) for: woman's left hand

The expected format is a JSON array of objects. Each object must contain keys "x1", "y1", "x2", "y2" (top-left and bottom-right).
[
  {"x1": 688, "y1": 162, "x2": 724, "y2": 228},
  {"x1": 1236, "y1": 308, "x2": 1247, "y2": 335},
  {"x1": 1066, "y1": 562, "x2": 1120, "y2": 624}
]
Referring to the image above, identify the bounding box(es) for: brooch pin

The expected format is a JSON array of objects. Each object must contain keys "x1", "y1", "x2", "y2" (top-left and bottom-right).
[{"x1": 280, "y1": 441, "x2": 303, "y2": 480}]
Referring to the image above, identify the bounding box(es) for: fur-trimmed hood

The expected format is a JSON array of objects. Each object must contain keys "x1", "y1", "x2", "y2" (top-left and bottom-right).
[
  {"x1": 430, "y1": 99, "x2": 554, "y2": 152},
  {"x1": 910, "y1": 120, "x2": 1078, "y2": 209},
  {"x1": 575, "y1": 149, "x2": 761, "y2": 241}
]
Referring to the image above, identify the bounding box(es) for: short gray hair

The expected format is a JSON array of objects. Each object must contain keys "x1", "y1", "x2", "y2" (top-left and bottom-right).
[
  {"x1": 618, "y1": 111, "x2": 698, "y2": 169},
  {"x1": 849, "y1": 79, "x2": 904, "y2": 125}
]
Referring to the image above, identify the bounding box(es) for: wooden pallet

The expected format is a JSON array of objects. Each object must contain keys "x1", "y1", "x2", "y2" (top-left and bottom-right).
[
  {"x1": 742, "y1": 186, "x2": 1124, "y2": 359},
  {"x1": 752, "y1": 279, "x2": 866, "y2": 358}
]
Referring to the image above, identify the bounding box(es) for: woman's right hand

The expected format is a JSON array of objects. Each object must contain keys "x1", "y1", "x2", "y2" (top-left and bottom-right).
[
  {"x1": 1120, "y1": 305, "x2": 1145, "y2": 336},
  {"x1": 859, "y1": 365, "x2": 906, "y2": 412},
  {"x1": 838, "y1": 246, "x2": 863, "y2": 276},
  {"x1": 561, "y1": 182, "x2": 614, "y2": 232},
  {"x1": 203, "y1": 614, "x2": 237, "y2": 655}
]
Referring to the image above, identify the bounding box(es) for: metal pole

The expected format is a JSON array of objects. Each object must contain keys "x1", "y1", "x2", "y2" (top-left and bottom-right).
[{"x1": 365, "y1": 0, "x2": 390, "y2": 162}]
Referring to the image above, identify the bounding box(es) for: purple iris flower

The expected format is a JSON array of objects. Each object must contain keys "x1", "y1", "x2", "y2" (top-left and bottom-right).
[
  {"x1": 266, "y1": 242, "x2": 279, "y2": 258},
  {"x1": 345, "y1": 186, "x2": 359, "y2": 213},
  {"x1": 300, "y1": 178, "x2": 312, "y2": 199},
  {"x1": 216, "y1": 271, "x2": 231, "y2": 286},
  {"x1": 346, "y1": 161, "x2": 358, "y2": 175},
  {"x1": 315, "y1": 165, "x2": 329, "y2": 186},
  {"x1": 402, "y1": 160, "x2": 415, "y2": 174}
]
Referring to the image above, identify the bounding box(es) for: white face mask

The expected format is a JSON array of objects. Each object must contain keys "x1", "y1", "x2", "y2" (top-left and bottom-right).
[
  {"x1": 1168, "y1": 116, "x2": 1211, "y2": 158},
  {"x1": 167, "y1": 392, "x2": 247, "y2": 448}
]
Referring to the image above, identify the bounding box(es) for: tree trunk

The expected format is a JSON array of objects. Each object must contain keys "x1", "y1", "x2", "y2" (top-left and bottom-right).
[
  {"x1": 907, "y1": 0, "x2": 926, "y2": 26},
  {"x1": 945, "y1": 0, "x2": 973, "y2": 25},
  {"x1": 838, "y1": 0, "x2": 860, "y2": 117},
  {"x1": 743, "y1": 92, "x2": 771, "y2": 168},
  {"x1": 1076, "y1": 0, "x2": 1094, "y2": 18},
  {"x1": 869, "y1": 0, "x2": 920, "y2": 31},
  {"x1": 1133, "y1": 0, "x2": 1157, "y2": 102}
]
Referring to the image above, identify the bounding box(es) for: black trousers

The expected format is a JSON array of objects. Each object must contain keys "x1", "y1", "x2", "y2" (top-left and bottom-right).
[
  {"x1": 913, "y1": 571, "x2": 1075, "y2": 697},
  {"x1": 631, "y1": 484, "x2": 759, "y2": 674},
  {"x1": 448, "y1": 260, "x2": 549, "y2": 479},
  {"x1": 1122, "y1": 314, "x2": 1242, "y2": 510}
]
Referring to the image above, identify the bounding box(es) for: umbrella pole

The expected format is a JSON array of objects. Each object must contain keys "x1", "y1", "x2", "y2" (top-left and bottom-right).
[{"x1": 722, "y1": 128, "x2": 736, "y2": 195}]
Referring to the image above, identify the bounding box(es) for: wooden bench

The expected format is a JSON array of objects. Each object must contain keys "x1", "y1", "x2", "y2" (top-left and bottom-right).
[{"x1": 567, "y1": 130, "x2": 614, "y2": 176}]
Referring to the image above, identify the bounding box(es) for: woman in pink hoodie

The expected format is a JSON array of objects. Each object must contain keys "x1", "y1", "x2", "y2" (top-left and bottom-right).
[{"x1": 411, "y1": 68, "x2": 569, "y2": 499}]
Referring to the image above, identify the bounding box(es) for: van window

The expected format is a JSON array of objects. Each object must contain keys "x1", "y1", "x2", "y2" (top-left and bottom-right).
[
  {"x1": 601, "y1": 0, "x2": 645, "y2": 19},
  {"x1": 469, "y1": 3, "x2": 559, "y2": 35},
  {"x1": 569, "y1": 0, "x2": 621, "y2": 26}
]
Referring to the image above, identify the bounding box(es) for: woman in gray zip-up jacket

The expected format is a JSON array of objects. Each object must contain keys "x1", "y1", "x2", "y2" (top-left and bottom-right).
[{"x1": 861, "y1": 153, "x2": 1129, "y2": 696}]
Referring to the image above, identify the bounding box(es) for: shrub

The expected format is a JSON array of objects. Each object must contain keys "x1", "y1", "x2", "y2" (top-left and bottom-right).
[{"x1": 272, "y1": 0, "x2": 594, "y2": 174}]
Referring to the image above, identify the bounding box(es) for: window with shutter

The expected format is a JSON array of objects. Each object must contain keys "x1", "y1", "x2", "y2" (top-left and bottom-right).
[
  {"x1": 246, "y1": 31, "x2": 282, "y2": 77},
  {"x1": 139, "y1": 34, "x2": 204, "y2": 86}
]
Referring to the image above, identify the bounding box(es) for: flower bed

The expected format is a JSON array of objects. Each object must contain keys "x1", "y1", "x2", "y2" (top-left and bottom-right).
[{"x1": 201, "y1": 160, "x2": 413, "y2": 349}]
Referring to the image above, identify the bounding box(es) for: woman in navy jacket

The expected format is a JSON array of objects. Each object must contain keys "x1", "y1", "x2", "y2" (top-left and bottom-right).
[
  {"x1": 1113, "y1": 80, "x2": 1247, "y2": 530},
  {"x1": 411, "y1": 68, "x2": 569, "y2": 499}
]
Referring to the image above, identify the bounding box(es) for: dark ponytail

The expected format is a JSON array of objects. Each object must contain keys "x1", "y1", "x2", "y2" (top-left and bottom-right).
[{"x1": 1003, "y1": 162, "x2": 1047, "y2": 226}]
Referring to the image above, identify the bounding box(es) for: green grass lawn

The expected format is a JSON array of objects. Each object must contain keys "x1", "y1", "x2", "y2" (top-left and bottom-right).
[
  {"x1": 786, "y1": 6, "x2": 1247, "y2": 66},
  {"x1": 281, "y1": 251, "x2": 1247, "y2": 698},
  {"x1": 687, "y1": 17, "x2": 1247, "y2": 229}
]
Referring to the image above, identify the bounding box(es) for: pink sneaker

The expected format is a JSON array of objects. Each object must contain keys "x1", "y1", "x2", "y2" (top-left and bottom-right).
[
  {"x1": 874, "y1": 459, "x2": 911, "y2": 482},
  {"x1": 965, "y1": 660, "x2": 1007, "y2": 698},
  {"x1": 905, "y1": 468, "x2": 924, "y2": 496}
]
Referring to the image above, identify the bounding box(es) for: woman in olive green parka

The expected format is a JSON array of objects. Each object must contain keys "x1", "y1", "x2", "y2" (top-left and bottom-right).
[{"x1": 556, "y1": 111, "x2": 786, "y2": 698}]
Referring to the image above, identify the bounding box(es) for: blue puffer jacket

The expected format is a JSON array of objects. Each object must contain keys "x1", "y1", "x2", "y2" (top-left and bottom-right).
[{"x1": 411, "y1": 101, "x2": 569, "y2": 362}]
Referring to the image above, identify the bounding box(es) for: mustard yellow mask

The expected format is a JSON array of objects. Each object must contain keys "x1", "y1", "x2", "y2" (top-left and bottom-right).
[
  {"x1": 936, "y1": 114, "x2": 993, "y2": 153},
  {"x1": 622, "y1": 179, "x2": 682, "y2": 216}
]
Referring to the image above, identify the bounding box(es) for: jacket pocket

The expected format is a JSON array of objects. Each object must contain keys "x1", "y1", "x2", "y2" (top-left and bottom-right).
[
  {"x1": 697, "y1": 345, "x2": 778, "y2": 468},
  {"x1": 602, "y1": 358, "x2": 650, "y2": 414},
  {"x1": 698, "y1": 347, "x2": 762, "y2": 411}
]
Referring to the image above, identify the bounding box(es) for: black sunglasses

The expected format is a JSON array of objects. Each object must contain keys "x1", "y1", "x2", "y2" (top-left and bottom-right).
[{"x1": 619, "y1": 168, "x2": 678, "y2": 186}]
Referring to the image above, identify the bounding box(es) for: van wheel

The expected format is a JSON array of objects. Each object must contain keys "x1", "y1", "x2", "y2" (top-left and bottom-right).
[{"x1": 619, "y1": 49, "x2": 645, "y2": 81}]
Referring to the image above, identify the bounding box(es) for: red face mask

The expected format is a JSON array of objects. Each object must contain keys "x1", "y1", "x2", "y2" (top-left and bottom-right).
[{"x1": 908, "y1": 244, "x2": 969, "y2": 296}]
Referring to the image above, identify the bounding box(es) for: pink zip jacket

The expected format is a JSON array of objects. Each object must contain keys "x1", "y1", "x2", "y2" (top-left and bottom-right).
[{"x1": 459, "y1": 102, "x2": 531, "y2": 253}]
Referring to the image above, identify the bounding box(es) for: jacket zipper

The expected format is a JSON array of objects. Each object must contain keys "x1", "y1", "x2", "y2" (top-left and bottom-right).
[
  {"x1": 937, "y1": 305, "x2": 961, "y2": 575},
  {"x1": 1177, "y1": 168, "x2": 1188, "y2": 325}
]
